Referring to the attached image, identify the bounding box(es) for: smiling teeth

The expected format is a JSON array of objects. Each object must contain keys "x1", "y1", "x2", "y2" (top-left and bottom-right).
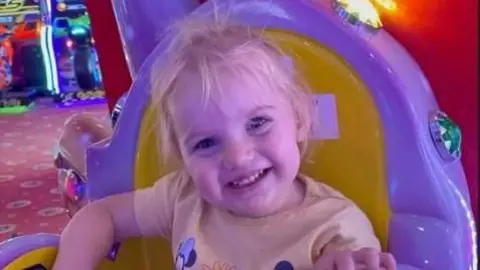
[{"x1": 230, "y1": 170, "x2": 264, "y2": 188}]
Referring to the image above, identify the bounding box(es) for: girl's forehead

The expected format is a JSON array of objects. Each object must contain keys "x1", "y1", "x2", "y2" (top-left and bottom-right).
[
  {"x1": 173, "y1": 68, "x2": 283, "y2": 102},
  {"x1": 168, "y1": 72, "x2": 288, "y2": 128}
]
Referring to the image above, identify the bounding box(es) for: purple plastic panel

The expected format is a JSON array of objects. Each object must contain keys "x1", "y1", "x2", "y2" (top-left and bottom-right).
[
  {"x1": 110, "y1": 0, "x2": 200, "y2": 76},
  {"x1": 0, "y1": 234, "x2": 59, "y2": 268},
  {"x1": 86, "y1": 0, "x2": 474, "y2": 269}
]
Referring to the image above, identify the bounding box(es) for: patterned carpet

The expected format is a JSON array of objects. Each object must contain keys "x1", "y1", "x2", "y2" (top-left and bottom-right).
[{"x1": 0, "y1": 101, "x2": 108, "y2": 242}]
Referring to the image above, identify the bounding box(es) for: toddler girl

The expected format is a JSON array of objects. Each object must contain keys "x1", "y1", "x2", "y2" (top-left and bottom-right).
[{"x1": 53, "y1": 13, "x2": 396, "y2": 270}]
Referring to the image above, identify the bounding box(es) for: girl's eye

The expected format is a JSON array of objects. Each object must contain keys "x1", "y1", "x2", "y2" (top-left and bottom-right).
[
  {"x1": 193, "y1": 138, "x2": 216, "y2": 151},
  {"x1": 247, "y1": 116, "x2": 272, "y2": 132}
]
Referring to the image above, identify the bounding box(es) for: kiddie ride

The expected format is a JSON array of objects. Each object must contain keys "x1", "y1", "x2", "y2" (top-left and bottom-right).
[
  {"x1": 48, "y1": 0, "x2": 104, "y2": 106},
  {"x1": 0, "y1": 30, "x2": 23, "y2": 114},
  {"x1": 0, "y1": 1, "x2": 476, "y2": 270},
  {"x1": 0, "y1": 2, "x2": 47, "y2": 114}
]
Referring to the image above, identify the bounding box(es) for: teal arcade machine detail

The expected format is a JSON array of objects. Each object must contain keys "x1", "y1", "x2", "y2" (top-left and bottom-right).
[
  {"x1": 40, "y1": 0, "x2": 104, "y2": 106},
  {"x1": 0, "y1": 0, "x2": 54, "y2": 114}
]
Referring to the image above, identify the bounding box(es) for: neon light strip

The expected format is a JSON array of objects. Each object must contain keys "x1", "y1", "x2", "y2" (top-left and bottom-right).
[
  {"x1": 39, "y1": 0, "x2": 59, "y2": 94},
  {"x1": 46, "y1": 0, "x2": 59, "y2": 93},
  {"x1": 39, "y1": 26, "x2": 52, "y2": 91},
  {"x1": 47, "y1": 25, "x2": 59, "y2": 93},
  {"x1": 0, "y1": 105, "x2": 31, "y2": 114},
  {"x1": 38, "y1": 0, "x2": 51, "y2": 91}
]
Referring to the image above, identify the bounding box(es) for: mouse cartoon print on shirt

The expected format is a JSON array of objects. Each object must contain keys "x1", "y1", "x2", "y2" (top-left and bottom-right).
[
  {"x1": 274, "y1": 260, "x2": 294, "y2": 270},
  {"x1": 175, "y1": 237, "x2": 295, "y2": 270},
  {"x1": 175, "y1": 237, "x2": 197, "y2": 270}
]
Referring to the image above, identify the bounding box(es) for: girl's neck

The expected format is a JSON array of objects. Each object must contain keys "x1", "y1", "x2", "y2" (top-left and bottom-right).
[{"x1": 280, "y1": 176, "x2": 307, "y2": 212}]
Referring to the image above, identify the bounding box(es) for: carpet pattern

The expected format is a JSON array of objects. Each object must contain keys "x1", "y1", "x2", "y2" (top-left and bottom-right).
[{"x1": 0, "y1": 103, "x2": 108, "y2": 242}]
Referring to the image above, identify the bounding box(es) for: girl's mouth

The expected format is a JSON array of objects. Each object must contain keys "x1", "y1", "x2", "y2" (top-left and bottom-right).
[{"x1": 227, "y1": 167, "x2": 272, "y2": 189}]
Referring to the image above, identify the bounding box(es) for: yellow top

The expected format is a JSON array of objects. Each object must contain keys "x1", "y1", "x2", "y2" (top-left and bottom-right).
[{"x1": 133, "y1": 172, "x2": 380, "y2": 269}]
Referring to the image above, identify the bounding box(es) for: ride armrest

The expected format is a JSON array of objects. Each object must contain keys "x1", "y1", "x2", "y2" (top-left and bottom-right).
[{"x1": 55, "y1": 113, "x2": 112, "y2": 175}]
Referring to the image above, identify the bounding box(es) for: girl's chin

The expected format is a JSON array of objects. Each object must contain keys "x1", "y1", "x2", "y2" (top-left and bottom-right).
[{"x1": 227, "y1": 203, "x2": 280, "y2": 219}]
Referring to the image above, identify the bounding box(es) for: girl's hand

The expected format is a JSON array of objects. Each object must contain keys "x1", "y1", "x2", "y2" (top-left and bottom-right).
[{"x1": 315, "y1": 248, "x2": 396, "y2": 270}]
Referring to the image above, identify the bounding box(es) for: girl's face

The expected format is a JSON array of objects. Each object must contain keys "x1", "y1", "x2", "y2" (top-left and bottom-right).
[{"x1": 170, "y1": 72, "x2": 305, "y2": 218}]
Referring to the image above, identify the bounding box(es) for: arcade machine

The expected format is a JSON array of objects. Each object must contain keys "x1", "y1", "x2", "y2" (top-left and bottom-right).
[
  {"x1": 41, "y1": 0, "x2": 104, "y2": 106},
  {"x1": 0, "y1": 24, "x2": 14, "y2": 91},
  {"x1": 0, "y1": 0, "x2": 54, "y2": 114}
]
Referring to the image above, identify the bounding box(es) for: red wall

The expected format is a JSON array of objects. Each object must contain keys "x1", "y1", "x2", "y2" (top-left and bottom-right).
[
  {"x1": 85, "y1": 0, "x2": 132, "y2": 113},
  {"x1": 379, "y1": 0, "x2": 478, "y2": 220}
]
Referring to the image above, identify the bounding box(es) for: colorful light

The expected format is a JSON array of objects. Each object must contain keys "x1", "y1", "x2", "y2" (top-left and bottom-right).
[
  {"x1": 57, "y1": 2, "x2": 67, "y2": 12},
  {"x1": 63, "y1": 170, "x2": 85, "y2": 202},
  {"x1": 0, "y1": 105, "x2": 31, "y2": 114},
  {"x1": 70, "y1": 26, "x2": 87, "y2": 36},
  {"x1": 333, "y1": 0, "x2": 383, "y2": 29},
  {"x1": 429, "y1": 111, "x2": 462, "y2": 162}
]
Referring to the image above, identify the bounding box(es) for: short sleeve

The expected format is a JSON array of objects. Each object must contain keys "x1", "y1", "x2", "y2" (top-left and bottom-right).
[
  {"x1": 133, "y1": 171, "x2": 186, "y2": 239},
  {"x1": 312, "y1": 203, "x2": 381, "y2": 261}
]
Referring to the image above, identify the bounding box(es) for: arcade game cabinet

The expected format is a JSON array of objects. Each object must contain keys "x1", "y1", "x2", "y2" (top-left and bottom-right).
[
  {"x1": 0, "y1": 0, "x2": 52, "y2": 114},
  {"x1": 42, "y1": 0, "x2": 104, "y2": 106}
]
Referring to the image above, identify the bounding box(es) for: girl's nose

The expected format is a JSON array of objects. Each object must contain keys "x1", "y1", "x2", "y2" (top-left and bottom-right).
[{"x1": 222, "y1": 140, "x2": 254, "y2": 170}]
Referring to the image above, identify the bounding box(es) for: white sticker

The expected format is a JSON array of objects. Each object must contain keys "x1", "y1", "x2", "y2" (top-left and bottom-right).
[{"x1": 311, "y1": 94, "x2": 339, "y2": 140}]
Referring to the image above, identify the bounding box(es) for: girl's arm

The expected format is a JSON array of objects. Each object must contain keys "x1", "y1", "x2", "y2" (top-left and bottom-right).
[
  {"x1": 52, "y1": 192, "x2": 140, "y2": 270},
  {"x1": 52, "y1": 171, "x2": 184, "y2": 269}
]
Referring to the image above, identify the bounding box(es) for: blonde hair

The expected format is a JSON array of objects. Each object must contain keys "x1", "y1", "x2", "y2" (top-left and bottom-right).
[{"x1": 150, "y1": 13, "x2": 315, "y2": 166}]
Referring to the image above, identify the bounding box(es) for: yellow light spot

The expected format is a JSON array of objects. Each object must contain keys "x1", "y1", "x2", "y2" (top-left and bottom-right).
[
  {"x1": 337, "y1": 0, "x2": 383, "y2": 28},
  {"x1": 373, "y1": 0, "x2": 397, "y2": 11},
  {"x1": 57, "y1": 3, "x2": 66, "y2": 12}
]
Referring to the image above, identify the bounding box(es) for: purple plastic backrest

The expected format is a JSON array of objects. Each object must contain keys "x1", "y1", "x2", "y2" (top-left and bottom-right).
[
  {"x1": 110, "y1": 0, "x2": 200, "y2": 76},
  {"x1": 84, "y1": 1, "x2": 475, "y2": 269}
]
